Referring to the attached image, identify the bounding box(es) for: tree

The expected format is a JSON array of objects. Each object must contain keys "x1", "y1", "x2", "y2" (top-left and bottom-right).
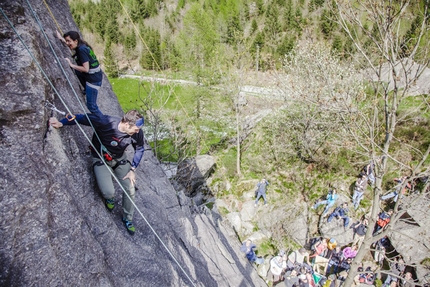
[
  {"x1": 139, "y1": 27, "x2": 161, "y2": 70},
  {"x1": 332, "y1": 0, "x2": 430, "y2": 285},
  {"x1": 264, "y1": 1, "x2": 281, "y2": 42},
  {"x1": 103, "y1": 40, "x2": 119, "y2": 78},
  {"x1": 177, "y1": 3, "x2": 220, "y2": 84}
]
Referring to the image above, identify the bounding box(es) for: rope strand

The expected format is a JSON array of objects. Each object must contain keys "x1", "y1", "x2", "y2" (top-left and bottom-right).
[{"x1": 1, "y1": 6, "x2": 197, "y2": 287}]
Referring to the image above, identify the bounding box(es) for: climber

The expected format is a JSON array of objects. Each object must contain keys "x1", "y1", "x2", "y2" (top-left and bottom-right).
[
  {"x1": 49, "y1": 110, "x2": 145, "y2": 235},
  {"x1": 56, "y1": 30, "x2": 103, "y2": 116}
]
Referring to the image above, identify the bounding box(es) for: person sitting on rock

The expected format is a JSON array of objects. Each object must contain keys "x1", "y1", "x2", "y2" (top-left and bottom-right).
[
  {"x1": 351, "y1": 215, "x2": 368, "y2": 248},
  {"x1": 254, "y1": 178, "x2": 269, "y2": 207},
  {"x1": 326, "y1": 246, "x2": 343, "y2": 276},
  {"x1": 313, "y1": 188, "x2": 339, "y2": 216},
  {"x1": 240, "y1": 239, "x2": 264, "y2": 264},
  {"x1": 338, "y1": 257, "x2": 353, "y2": 274},
  {"x1": 362, "y1": 161, "x2": 376, "y2": 187},
  {"x1": 326, "y1": 238, "x2": 337, "y2": 258},
  {"x1": 327, "y1": 202, "x2": 350, "y2": 229},
  {"x1": 402, "y1": 272, "x2": 416, "y2": 287},
  {"x1": 342, "y1": 245, "x2": 358, "y2": 261},
  {"x1": 286, "y1": 248, "x2": 311, "y2": 271},
  {"x1": 383, "y1": 257, "x2": 405, "y2": 286},
  {"x1": 310, "y1": 238, "x2": 328, "y2": 258},
  {"x1": 381, "y1": 176, "x2": 411, "y2": 203},
  {"x1": 353, "y1": 174, "x2": 368, "y2": 210},
  {"x1": 270, "y1": 253, "x2": 288, "y2": 284},
  {"x1": 374, "y1": 209, "x2": 393, "y2": 235},
  {"x1": 283, "y1": 269, "x2": 299, "y2": 287}
]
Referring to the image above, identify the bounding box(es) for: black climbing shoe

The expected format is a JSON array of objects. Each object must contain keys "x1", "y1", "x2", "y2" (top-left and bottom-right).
[
  {"x1": 105, "y1": 198, "x2": 115, "y2": 212},
  {"x1": 122, "y1": 218, "x2": 135, "y2": 236}
]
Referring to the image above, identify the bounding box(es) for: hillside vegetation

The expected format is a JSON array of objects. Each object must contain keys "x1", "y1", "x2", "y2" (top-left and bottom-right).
[{"x1": 68, "y1": 0, "x2": 430, "y2": 284}]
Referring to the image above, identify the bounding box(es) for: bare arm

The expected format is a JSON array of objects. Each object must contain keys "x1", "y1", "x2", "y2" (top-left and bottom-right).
[{"x1": 65, "y1": 59, "x2": 90, "y2": 73}]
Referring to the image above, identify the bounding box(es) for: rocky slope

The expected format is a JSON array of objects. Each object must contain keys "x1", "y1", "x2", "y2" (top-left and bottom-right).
[{"x1": 0, "y1": 1, "x2": 266, "y2": 286}]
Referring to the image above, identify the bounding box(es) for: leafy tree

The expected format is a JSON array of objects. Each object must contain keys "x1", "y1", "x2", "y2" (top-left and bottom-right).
[
  {"x1": 177, "y1": 0, "x2": 185, "y2": 10},
  {"x1": 333, "y1": 0, "x2": 430, "y2": 285},
  {"x1": 292, "y1": 6, "x2": 304, "y2": 35}
]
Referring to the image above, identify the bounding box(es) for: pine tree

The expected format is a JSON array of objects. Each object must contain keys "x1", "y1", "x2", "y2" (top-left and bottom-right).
[
  {"x1": 251, "y1": 18, "x2": 258, "y2": 34},
  {"x1": 264, "y1": 1, "x2": 281, "y2": 41},
  {"x1": 103, "y1": 40, "x2": 119, "y2": 78}
]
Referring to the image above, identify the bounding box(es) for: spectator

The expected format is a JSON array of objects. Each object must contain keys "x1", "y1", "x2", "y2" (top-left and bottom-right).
[
  {"x1": 327, "y1": 202, "x2": 350, "y2": 230},
  {"x1": 353, "y1": 174, "x2": 368, "y2": 210},
  {"x1": 342, "y1": 245, "x2": 358, "y2": 261},
  {"x1": 352, "y1": 216, "x2": 368, "y2": 248},
  {"x1": 298, "y1": 273, "x2": 310, "y2": 287},
  {"x1": 310, "y1": 238, "x2": 328, "y2": 258},
  {"x1": 373, "y1": 237, "x2": 390, "y2": 266},
  {"x1": 381, "y1": 177, "x2": 411, "y2": 203},
  {"x1": 337, "y1": 257, "x2": 353, "y2": 274},
  {"x1": 402, "y1": 272, "x2": 416, "y2": 287},
  {"x1": 287, "y1": 248, "x2": 312, "y2": 271},
  {"x1": 384, "y1": 257, "x2": 405, "y2": 286},
  {"x1": 270, "y1": 253, "x2": 288, "y2": 283},
  {"x1": 374, "y1": 209, "x2": 393, "y2": 234},
  {"x1": 254, "y1": 178, "x2": 269, "y2": 207},
  {"x1": 240, "y1": 240, "x2": 264, "y2": 264},
  {"x1": 358, "y1": 266, "x2": 375, "y2": 285},
  {"x1": 326, "y1": 246, "x2": 343, "y2": 276},
  {"x1": 312, "y1": 189, "x2": 339, "y2": 216},
  {"x1": 283, "y1": 269, "x2": 299, "y2": 287},
  {"x1": 362, "y1": 161, "x2": 376, "y2": 187},
  {"x1": 326, "y1": 238, "x2": 337, "y2": 258}
]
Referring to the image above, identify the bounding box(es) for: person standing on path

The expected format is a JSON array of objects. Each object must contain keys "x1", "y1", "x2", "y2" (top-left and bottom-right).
[
  {"x1": 57, "y1": 30, "x2": 103, "y2": 116},
  {"x1": 49, "y1": 110, "x2": 145, "y2": 235},
  {"x1": 255, "y1": 178, "x2": 269, "y2": 207}
]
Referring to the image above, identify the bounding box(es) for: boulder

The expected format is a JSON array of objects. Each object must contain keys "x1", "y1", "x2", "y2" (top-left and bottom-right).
[{"x1": 175, "y1": 155, "x2": 216, "y2": 196}]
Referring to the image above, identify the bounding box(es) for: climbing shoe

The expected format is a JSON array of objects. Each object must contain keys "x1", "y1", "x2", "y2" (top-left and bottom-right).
[
  {"x1": 105, "y1": 198, "x2": 115, "y2": 212},
  {"x1": 122, "y1": 218, "x2": 135, "y2": 236}
]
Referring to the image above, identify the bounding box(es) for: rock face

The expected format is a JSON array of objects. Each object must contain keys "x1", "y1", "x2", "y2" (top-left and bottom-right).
[
  {"x1": 175, "y1": 155, "x2": 216, "y2": 197},
  {"x1": 0, "y1": 1, "x2": 266, "y2": 286}
]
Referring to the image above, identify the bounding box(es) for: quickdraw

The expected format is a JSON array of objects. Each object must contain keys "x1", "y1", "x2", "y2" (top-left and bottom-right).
[{"x1": 44, "y1": 100, "x2": 66, "y2": 115}]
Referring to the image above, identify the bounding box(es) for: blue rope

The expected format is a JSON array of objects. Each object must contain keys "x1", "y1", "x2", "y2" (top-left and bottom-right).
[{"x1": 1, "y1": 6, "x2": 198, "y2": 287}]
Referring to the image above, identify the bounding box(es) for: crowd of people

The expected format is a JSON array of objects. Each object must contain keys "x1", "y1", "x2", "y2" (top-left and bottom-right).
[{"x1": 240, "y1": 162, "x2": 427, "y2": 286}]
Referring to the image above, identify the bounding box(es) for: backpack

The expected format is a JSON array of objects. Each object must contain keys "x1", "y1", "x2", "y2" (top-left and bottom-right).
[{"x1": 310, "y1": 237, "x2": 322, "y2": 252}]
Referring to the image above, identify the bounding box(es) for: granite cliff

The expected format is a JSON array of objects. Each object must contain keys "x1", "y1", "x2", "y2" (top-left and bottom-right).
[{"x1": 0, "y1": 1, "x2": 266, "y2": 286}]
